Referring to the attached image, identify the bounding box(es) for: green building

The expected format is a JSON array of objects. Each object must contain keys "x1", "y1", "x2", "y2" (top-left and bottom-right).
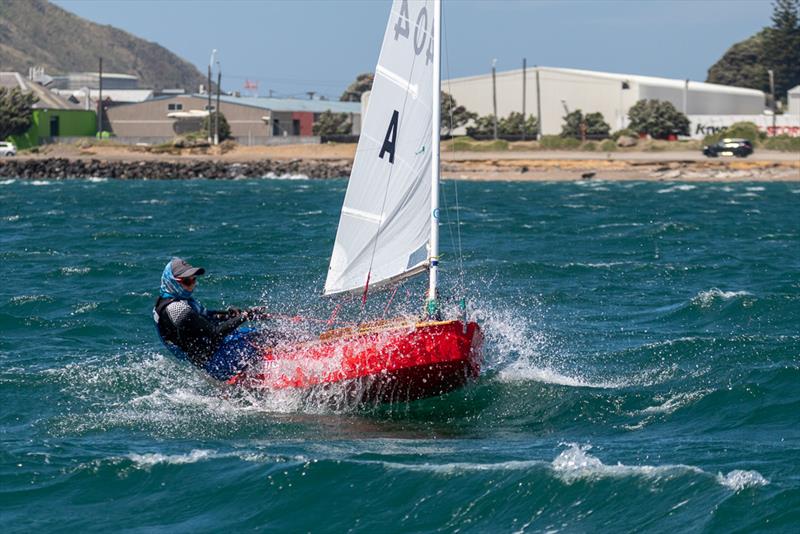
[
  {"x1": 11, "y1": 108, "x2": 97, "y2": 149},
  {"x1": 2, "y1": 72, "x2": 97, "y2": 149}
]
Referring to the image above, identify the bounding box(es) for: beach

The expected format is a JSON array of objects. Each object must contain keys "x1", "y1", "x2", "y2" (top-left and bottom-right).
[{"x1": 2, "y1": 142, "x2": 797, "y2": 181}]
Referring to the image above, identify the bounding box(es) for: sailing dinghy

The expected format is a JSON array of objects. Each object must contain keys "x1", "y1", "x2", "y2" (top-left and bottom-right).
[{"x1": 230, "y1": 0, "x2": 483, "y2": 402}]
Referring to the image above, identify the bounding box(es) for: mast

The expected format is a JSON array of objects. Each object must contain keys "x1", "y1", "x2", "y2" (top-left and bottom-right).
[{"x1": 427, "y1": 0, "x2": 442, "y2": 315}]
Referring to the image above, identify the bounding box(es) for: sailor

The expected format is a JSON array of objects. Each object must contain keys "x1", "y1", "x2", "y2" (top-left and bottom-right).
[{"x1": 153, "y1": 257, "x2": 261, "y2": 380}]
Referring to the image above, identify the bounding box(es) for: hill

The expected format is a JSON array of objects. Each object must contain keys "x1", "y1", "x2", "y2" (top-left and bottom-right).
[
  {"x1": 706, "y1": 0, "x2": 799, "y2": 101},
  {"x1": 0, "y1": 0, "x2": 205, "y2": 91}
]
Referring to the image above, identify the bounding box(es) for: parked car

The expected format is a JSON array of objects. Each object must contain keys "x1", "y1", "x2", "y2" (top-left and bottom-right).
[
  {"x1": 0, "y1": 141, "x2": 17, "y2": 156},
  {"x1": 702, "y1": 138, "x2": 753, "y2": 158}
]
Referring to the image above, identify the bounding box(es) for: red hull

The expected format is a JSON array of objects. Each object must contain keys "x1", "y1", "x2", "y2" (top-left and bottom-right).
[{"x1": 229, "y1": 319, "x2": 483, "y2": 403}]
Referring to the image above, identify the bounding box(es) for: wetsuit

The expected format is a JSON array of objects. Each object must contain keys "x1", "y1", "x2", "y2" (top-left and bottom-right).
[
  {"x1": 154, "y1": 297, "x2": 246, "y2": 367},
  {"x1": 153, "y1": 258, "x2": 266, "y2": 380}
]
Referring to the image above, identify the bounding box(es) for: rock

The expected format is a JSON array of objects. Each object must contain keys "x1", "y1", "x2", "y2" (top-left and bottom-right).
[{"x1": 617, "y1": 135, "x2": 637, "y2": 148}]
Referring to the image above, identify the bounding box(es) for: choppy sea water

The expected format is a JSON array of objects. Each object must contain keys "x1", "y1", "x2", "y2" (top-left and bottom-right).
[{"x1": 1, "y1": 177, "x2": 799, "y2": 532}]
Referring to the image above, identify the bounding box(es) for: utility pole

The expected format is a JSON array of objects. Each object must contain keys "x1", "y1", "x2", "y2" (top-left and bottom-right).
[
  {"x1": 683, "y1": 79, "x2": 689, "y2": 115},
  {"x1": 535, "y1": 66, "x2": 542, "y2": 139},
  {"x1": 768, "y1": 69, "x2": 776, "y2": 132},
  {"x1": 492, "y1": 58, "x2": 498, "y2": 140},
  {"x1": 215, "y1": 60, "x2": 221, "y2": 145},
  {"x1": 522, "y1": 58, "x2": 527, "y2": 141},
  {"x1": 208, "y1": 49, "x2": 216, "y2": 144},
  {"x1": 97, "y1": 57, "x2": 103, "y2": 136}
]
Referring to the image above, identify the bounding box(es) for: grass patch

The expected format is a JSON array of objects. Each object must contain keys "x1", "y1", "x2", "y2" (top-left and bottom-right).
[
  {"x1": 761, "y1": 135, "x2": 800, "y2": 152},
  {"x1": 600, "y1": 139, "x2": 617, "y2": 151},
  {"x1": 446, "y1": 137, "x2": 509, "y2": 151}
]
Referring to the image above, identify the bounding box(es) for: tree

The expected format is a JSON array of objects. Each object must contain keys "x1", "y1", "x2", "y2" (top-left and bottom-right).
[
  {"x1": 707, "y1": 1, "x2": 799, "y2": 101},
  {"x1": 763, "y1": 0, "x2": 800, "y2": 100},
  {"x1": 340, "y1": 73, "x2": 374, "y2": 102},
  {"x1": 560, "y1": 110, "x2": 610, "y2": 139},
  {"x1": 441, "y1": 91, "x2": 477, "y2": 135},
  {"x1": 706, "y1": 31, "x2": 769, "y2": 92},
  {"x1": 313, "y1": 110, "x2": 352, "y2": 135},
  {"x1": 498, "y1": 112, "x2": 539, "y2": 136},
  {"x1": 465, "y1": 114, "x2": 496, "y2": 137},
  {"x1": 465, "y1": 112, "x2": 538, "y2": 138},
  {"x1": 627, "y1": 99, "x2": 690, "y2": 139},
  {"x1": 201, "y1": 112, "x2": 231, "y2": 141},
  {"x1": 0, "y1": 87, "x2": 38, "y2": 140}
]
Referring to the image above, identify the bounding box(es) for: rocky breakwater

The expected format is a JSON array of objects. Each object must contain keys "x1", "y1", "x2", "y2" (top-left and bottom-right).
[{"x1": 0, "y1": 158, "x2": 353, "y2": 180}]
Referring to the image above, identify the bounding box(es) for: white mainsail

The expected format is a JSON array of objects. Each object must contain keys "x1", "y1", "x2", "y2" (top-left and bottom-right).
[{"x1": 324, "y1": 0, "x2": 439, "y2": 296}]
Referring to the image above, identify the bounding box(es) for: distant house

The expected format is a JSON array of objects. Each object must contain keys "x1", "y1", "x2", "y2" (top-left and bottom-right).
[
  {"x1": 105, "y1": 94, "x2": 361, "y2": 143},
  {"x1": 1, "y1": 72, "x2": 96, "y2": 148}
]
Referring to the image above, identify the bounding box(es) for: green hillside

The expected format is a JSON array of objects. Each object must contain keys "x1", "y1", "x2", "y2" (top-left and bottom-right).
[{"x1": 0, "y1": 0, "x2": 205, "y2": 91}]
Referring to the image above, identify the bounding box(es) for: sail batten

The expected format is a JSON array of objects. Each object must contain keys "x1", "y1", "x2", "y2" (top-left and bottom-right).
[{"x1": 324, "y1": 0, "x2": 437, "y2": 297}]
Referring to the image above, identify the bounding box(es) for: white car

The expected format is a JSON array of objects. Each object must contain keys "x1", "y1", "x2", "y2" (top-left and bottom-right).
[{"x1": 0, "y1": 141, "x2": 17, "y2": 156}]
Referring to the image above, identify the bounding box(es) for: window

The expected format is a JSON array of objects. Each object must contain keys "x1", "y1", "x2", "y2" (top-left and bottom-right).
[{"x1": 167, "y1": 103, "x2": 183, "y2": 111}]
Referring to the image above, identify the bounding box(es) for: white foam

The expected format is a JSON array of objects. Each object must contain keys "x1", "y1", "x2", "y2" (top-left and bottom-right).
[
  {"x1": 0, "y1": 179, "x2": 16, "y2": 185},
  {"x1": 717, "y1": 470, "x2": 769, "y2": 491},
  {"x1": 71, "y1": 302, "x2": 98, "y2": 315},
  {"x1": 693, "y1": 288, "x2": 752, "y2": 307},
  {"x1": 60, "y1": 266, "x2": 91, "y2": 275},
  {"x1": 129, "y1": 449, "x2": 214, "y2": 468},
  {"x1": 657, "y1": 184, "x2": 696, "y2": 194},
  {"x1": 496, "y1": 362, "x2": 624, "y2": 389},
  {"x1": 379, "y1": 443, "x2": 766, "y2": 492},
  {"x1": 86, "y1": 177, "x2": 108, "y2": 183},
  {"x1": 28, "y1": 180, "x2": 52, "y2": 186},
  {"x1": 262, "y1": 172, "x2": 309, "y2": 180},
  {"x1": 637, "y1": 390, "x2": 710, "y2": 415}
]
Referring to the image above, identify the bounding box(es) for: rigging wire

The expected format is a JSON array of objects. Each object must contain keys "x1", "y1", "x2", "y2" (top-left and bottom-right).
[
  {"x1": 361, "y1": 4, "x2": 425, "y2": 310},
  {"x1": 441, "y1": 2, "x2": 466, "y2": 297}
]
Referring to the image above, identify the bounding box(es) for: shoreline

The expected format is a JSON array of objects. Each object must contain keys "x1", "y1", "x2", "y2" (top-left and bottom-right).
[{"x1": 1, "y1": 144, "x2": 797, "y2": 181}]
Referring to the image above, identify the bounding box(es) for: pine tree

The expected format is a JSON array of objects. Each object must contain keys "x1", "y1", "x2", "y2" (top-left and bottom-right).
[{"x1": 763, "y1": 0, "x2": 800, "y2": 100}]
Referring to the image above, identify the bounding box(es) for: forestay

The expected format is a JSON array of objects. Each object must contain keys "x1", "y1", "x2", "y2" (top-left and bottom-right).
[{"x1": 325, "y1": 0, "x2": 437, "y2": 296}]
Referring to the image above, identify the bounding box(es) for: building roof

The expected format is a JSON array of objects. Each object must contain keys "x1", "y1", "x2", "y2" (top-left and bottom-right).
[
  {"x1": 447, "y1": 66, "x2": 765, "y2": 97},
  {"x1": 212, "y1": 94, "x2": 361, "y2": 114},
  {"x1": 53, "y1": 88, "x2": 154, "y2": 104},
  {"x1": 0, "y1": 72, "x2": 81, "y2": 110},
  {"x1": 788, "y1": 85, "x2": 800, "y2": 95}
]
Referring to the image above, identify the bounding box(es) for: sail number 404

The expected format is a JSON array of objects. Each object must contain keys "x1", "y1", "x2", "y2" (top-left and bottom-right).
[{"x1": 393, "y1": 0, "x2": 434, "y2": 66}]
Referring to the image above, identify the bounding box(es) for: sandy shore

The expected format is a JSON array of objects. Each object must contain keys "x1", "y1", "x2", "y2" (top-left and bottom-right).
[{"x1": 7, "y1": 143, "x2": 799, "y2": 181}]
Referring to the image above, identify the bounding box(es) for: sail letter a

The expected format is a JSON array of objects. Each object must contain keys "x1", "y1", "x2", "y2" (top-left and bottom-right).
[{"x1": 379, "y1": 110, "x2": 400, "y2": 164}]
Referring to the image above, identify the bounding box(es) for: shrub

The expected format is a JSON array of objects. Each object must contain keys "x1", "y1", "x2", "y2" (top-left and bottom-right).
[
  {"x1": 611, "y1": 128, "x2": 637, "y2": 140},
  {"x1": 628, "y1": 99, "x2": 690, "y2": 139},
  {"x1": 702, "y1": 121, "x2": 761, "y2": 145},
  {"x1": 582, "y1": 141, "x2": 597, "y2": 151},
  {"x1": 466, "y1": 112, "x2": 539, "y2": 138},
  {"x1": 313, "y1": 110, "x2": 352, "y2": 136},
  {"x1": 538, "y1": 135, "x2": 562, "y2": 149},
  {"x1": 202, "y1": 112, "x2": 231, "y2": 140},
  {"x1": 560, "y1": 110, "x2": 610, "y2": 139},
  {"x1": 761, "y1": 134, "x2": 800, "y2": 152}
]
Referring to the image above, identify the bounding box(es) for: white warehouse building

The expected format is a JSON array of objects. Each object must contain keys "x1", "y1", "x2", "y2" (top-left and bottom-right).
[{"x1": 443, "y1": 66, "x2": 767, "y2": 136}]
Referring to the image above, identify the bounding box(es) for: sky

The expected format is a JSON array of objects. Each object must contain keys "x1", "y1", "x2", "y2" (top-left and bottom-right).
[{"x1": 52, "y1": 0, "x2": 774, "y2": 99}]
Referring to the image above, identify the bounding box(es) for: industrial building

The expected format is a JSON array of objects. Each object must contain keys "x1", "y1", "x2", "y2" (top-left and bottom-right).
[
  {"x1": 444, "y1": 66, "x2": 767, "y2": 136},
  {"x1": 105, "y1": 94, "x2": 361, "y2": 143},
  {"x1": 1, "y1": 72, "x2": 96, "y2": 148},
  {"x1": 789, "y1": 85, "x2": 800, "y2": 118}
]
